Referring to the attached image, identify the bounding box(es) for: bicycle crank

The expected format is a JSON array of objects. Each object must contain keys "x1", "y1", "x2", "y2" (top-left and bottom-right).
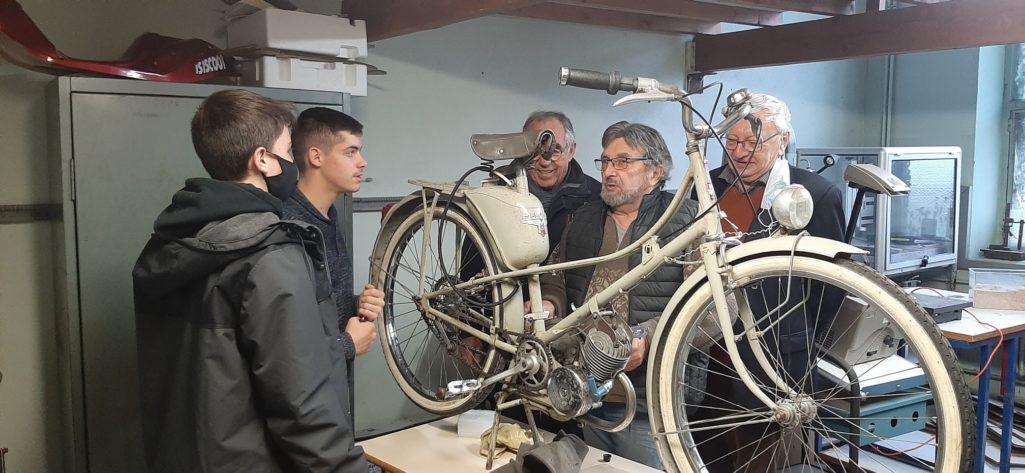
[{"x1": 444, "y1": 349, "x2": 543, "y2": 398}]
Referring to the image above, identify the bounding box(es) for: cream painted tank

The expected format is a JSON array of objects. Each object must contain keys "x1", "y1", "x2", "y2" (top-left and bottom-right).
[{"x1": 462, "y1": 185, "x2": 549, "y2": 270}]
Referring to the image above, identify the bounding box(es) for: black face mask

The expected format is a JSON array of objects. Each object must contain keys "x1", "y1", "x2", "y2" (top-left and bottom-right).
[{"x1": 265, "y1": 152, "x2": 298, "y2": 201}]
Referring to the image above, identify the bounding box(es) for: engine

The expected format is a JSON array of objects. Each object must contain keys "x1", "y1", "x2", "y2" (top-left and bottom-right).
[{"x1": 547, "y1": 324, "x2": 632, "y2": 419}]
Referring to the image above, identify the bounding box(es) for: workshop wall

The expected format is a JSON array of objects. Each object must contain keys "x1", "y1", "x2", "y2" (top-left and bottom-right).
[{"x1": 888, "y1": 46, "x2": 1009, "y2": 269}]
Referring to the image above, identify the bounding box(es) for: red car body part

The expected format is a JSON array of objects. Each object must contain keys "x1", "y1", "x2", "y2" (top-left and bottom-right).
[{"x1": 0, "y1": 0, "x2": 236, "y2": 82}]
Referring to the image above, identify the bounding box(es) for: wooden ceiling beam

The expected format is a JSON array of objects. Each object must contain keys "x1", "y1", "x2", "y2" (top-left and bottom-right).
[
  {"x1": 547, "y1": 0, "x2": 784, "y2": 26},
  {"x1": 693, "y1": 0, "x2": 1025, "y2": 72},
  {"x1": 510, "y1": 3, "x2": 721, "y2": 35},
  {"x1": 693, "y1": 0, "x2": 856, "y2": 15},
  {"x1": 342, "y1": 0, "x2": 546, "y2": 41}
]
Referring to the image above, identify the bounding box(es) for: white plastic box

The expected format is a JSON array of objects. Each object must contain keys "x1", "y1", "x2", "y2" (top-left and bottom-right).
[
  {"x1": 239, "y1": 56, "x2": 368, "y2": 96},
  {"x1": 227, "y1": 9, "x2": 368, "y2": 59},
  {"x1": 969, "y1": 268, "x2": 1025, "y2": 310}
]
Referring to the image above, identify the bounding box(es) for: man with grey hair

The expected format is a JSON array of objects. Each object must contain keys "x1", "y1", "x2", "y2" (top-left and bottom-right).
[
  {"x1": 522, "y1": 111, "x2": 602, "y2": 255},
  {"x1": 537, "y1": 121, "x2": 698, "y2": 469},
  {"x1": 712, "y1": 92, "x2": 843, "y2": 240},
  {"x1": 692, "y1": 92, "x2": 844, "y2": 472}
]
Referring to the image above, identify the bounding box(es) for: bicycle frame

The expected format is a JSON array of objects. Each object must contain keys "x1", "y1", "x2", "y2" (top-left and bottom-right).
[
  {"x1": 384, "y1": 80, "x2": 868, "y2": 419},
  {"x1": 370, "y1": 70, "x2": 974, "y2": 473}
]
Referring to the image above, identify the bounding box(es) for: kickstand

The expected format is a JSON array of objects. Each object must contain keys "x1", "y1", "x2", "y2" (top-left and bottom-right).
[
  {"x1": 523, "y1": 406, "x2": 543, "y2": 445},
  {"x1": 485, "y1": 391, "x2": 507, "y2": 470}
]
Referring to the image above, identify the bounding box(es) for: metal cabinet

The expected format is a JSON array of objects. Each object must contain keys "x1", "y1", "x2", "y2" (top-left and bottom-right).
[
  {"x1": 796, "y1": 147, "x2": 961, "y2": 277},
  {"x1": 47, "y1": 77, "x2": 351, "y2": 473}
]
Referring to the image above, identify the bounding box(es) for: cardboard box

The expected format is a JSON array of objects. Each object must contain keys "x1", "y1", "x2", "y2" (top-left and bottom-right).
[
  {"x1": 227, "y1": 8, "x2": 367, "y2": 59},
  {"x1": 239, "y1": 56, "x2": 367, "y2": 96}
]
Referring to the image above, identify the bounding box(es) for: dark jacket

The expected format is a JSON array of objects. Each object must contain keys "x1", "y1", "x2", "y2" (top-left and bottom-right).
[
  {"x1": 282, "y1": 191, "x2": 359, "y2": 423},
  {"x1": 541, "y1": 159, "x2": 602, "y2": 251},
  {"x1": 707, "y1": 164, "x2": 846, "y2": 407},
  {"x1": 133, "y1": 178, "x2": 368, "y2": 473},
  {"x1": 562, "y1": 190, "x2": 699, "y2": 393}
]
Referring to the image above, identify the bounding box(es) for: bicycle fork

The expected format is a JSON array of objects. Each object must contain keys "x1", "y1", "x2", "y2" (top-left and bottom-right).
[{"x1": 698, "y1": 241, "x2": 802, "y2": 415}]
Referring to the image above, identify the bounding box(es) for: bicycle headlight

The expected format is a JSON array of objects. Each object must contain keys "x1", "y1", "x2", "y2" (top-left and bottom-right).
[{"x1": 770, "y1": 184, "x2": 814, "y2": 231}]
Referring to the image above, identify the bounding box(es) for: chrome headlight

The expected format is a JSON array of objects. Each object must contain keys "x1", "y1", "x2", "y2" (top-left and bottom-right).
[{"x1": 770, "y1": 184, "x2": 814, "y2": 231}]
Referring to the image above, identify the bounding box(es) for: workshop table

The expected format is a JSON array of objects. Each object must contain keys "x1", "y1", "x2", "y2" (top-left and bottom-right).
[
  {"x1": 359, "y1": 416, "x2": 663, "y2": 473},
  {"x1": 933, "y1": 292, "x2": 1025, "y2": 473}
]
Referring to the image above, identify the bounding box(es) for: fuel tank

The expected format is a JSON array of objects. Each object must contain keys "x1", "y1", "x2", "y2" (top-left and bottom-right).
[{"x1": 462, "y1": 185, "x2": 549, "y2": 270}]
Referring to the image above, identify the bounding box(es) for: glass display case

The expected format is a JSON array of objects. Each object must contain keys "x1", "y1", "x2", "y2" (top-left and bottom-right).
[{"x1": 796, "y1": 147, "x2": 961, "y2": 276}]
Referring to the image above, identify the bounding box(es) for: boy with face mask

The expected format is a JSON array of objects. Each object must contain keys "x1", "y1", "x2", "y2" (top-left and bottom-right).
[{"x1": 132, "y1": 90, "x2": 370, "y2": 473}]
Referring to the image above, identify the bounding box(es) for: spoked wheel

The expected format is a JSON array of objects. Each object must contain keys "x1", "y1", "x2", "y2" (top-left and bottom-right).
[
  {"x1": 372, "y1": 205, "x2": 509, "y2": 415},
  {"x1": 650, "y1": 256, "x2": 973, "y2": 473}
]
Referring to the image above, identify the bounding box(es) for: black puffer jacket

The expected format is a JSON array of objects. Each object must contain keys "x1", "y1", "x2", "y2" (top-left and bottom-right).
[
  {"x1": 540, "y1": 159, "x2": 602, "y2": 251},
  {"x1": 563, "y1": 190, "x2": 699, "y2": 391},
  {"x1": 133, "y1": 178, "x2": 368, "y2": 473}
]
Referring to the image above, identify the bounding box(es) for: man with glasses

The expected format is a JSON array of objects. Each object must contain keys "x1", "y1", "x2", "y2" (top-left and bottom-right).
[
  {"x1": 694, "y1": 93, "x2": 845, "y2": 472},
  {"x1": 537, "y1": 121, "x2": 699, "y2": 469},
  {"x1": 523, "y1": 111, "x2": 602, "y2": 255},
  {"x1": 713, "y1": 92, "x2": 844, "y2": 242},
  {"x1": 489, "y1": 111, "x2": 603, "y2": 436}
]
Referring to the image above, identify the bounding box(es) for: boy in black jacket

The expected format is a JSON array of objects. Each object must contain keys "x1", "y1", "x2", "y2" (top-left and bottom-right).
[{"x1": 133, "y1": 90, "x2": 370, "y2": 473}]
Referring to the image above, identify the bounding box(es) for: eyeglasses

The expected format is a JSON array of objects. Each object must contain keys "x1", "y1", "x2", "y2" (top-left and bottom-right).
[
  {"x1": 724, "y1": 132, "x2": 781, "y2": 152},
  {"x1": 594, "y1": 156, "x2": 650, "y2": 171}
]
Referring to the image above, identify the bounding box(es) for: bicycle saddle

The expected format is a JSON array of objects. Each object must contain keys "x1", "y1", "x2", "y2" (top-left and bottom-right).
[{"x1": 470, "y1": 129, "x2": 554, "y2": 161}]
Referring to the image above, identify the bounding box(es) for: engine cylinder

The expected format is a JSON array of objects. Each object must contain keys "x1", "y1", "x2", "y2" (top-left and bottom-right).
[{"x1": 581, "y1": 328, "x2": 630, "y2": 384}]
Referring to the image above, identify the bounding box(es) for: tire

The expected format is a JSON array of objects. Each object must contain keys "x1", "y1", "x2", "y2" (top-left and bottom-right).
[
  {"x1": 371, "y1": 205, "x2": 509, "y2": 415},
  {"x1": 649, "y1": 255, "x2": 974, "y2": 473}
]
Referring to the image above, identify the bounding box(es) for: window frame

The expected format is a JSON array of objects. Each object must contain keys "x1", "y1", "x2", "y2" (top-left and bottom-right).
[{"x1": 1002, "y1": 44, "x2": 1025, "y2": 247}]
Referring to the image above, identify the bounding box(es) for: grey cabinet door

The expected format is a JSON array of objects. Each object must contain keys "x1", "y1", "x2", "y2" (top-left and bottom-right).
[
  {"x1": 59, "y1": 78, "x2": 345, "y2": 473},
  {"x1": 72, "y1": 92, "x2": 208, "y2": 473}
]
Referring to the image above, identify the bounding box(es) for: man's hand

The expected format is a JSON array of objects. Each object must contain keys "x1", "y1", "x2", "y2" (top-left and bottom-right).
[
  {"x1": 625, "y1": 336, "x2": 648, "y2": 372},
  {"x1": 357, "y1": 284, "x2": 384, "y2": 322},
  {"x1": 345, "y1": 317, "x2": 377, "y2": 356}
]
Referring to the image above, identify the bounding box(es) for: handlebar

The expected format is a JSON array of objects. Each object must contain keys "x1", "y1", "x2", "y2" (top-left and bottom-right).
[
  {"x1": 558, "y1": 66, "x2": 751, "y2": 140},
  {"x1": 559, "y1": 67, "x2": 639, "y2": 94}
]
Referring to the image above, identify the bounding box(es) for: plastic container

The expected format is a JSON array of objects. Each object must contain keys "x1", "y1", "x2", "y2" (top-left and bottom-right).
[
  {"x1": 238, "y1": 56, "x2": 367, "y2": 96},
  {"x1": 969, "y1": 268, "x2": 1025, "y2": 310},
  {"x1": 227, "y1": 9, "x2": 368, "y2": 59}
]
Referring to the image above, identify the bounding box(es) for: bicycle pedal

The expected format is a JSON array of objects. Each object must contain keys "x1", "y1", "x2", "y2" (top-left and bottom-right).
[{"x1": 446, "y1": 379, "x2": 481, "y2": 397}]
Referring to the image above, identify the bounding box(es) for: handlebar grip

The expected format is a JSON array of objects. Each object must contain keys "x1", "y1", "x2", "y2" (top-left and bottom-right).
[{"x1": 559, "y1": 67, "x2": 638, "y2": 95}]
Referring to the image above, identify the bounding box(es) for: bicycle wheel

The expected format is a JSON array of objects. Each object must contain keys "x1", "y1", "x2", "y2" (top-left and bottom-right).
[
  {"x1": 372, "y1": 205, "x2": 510, "y2": 415},
  {"x1": 649, "y1": 255, "x2": 973, "y2": 473}
]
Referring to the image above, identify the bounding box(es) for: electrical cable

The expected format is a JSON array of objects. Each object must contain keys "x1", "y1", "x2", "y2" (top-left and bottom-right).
[
  {"x1": 909, "y1": 286, "x2": 1004, "y2": 382},
  {"x1": 867, "y1": 287, "x2": 1003, "y2": 458}
]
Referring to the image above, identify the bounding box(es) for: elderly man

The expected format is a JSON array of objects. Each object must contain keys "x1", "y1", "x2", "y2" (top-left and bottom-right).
[
  {"x1": 468, "y1": 112, "x2": 601, "y2": 435},
  {"x1": 692, "y1": 92, "x2": 846, "y2": 472},
  {"x1": 712, "y1": 93, "x2": 844, "y2": 242},
  {"x1": 538, "y1": 121, "x2": 698, "y2": 469},
  {"x1": 522, "y1": 111, "x2": 602, "y2": 254}
]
